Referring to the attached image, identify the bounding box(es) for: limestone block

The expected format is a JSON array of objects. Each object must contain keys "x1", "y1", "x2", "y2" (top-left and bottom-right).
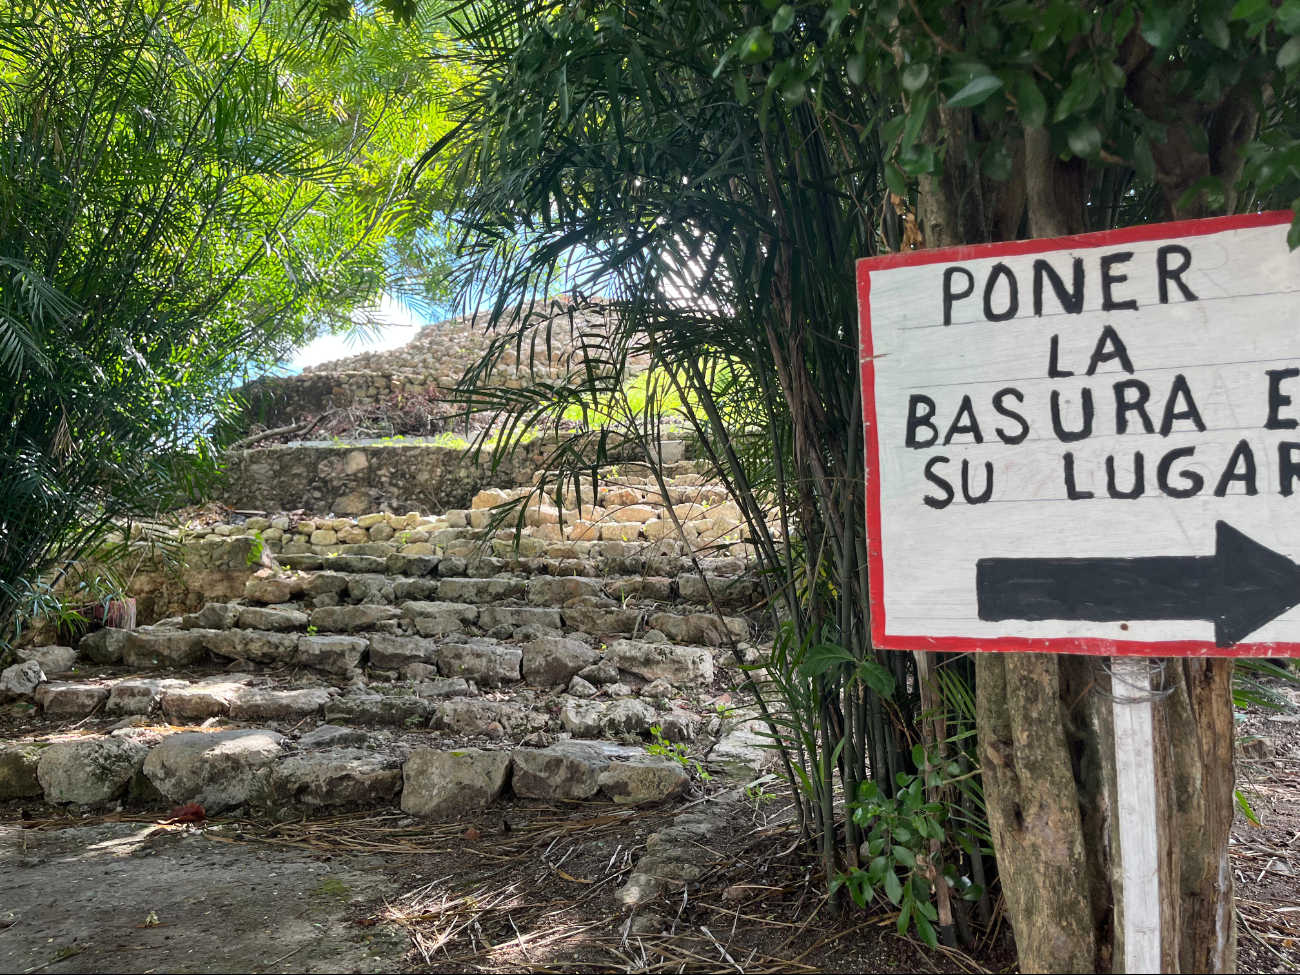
[
  {"x1": 562, "y1": 603, "x2": 643, "y2": 636},
  {"x1": 39, "y1": 736, "x2": 149, "y2": 805},
  {"x1": 598, "y1": 754, "x2": 690, "y2": 804},
  {"x1": 236, "y1": 606, "x2": 308, "y2": 631},
  {"x1": 106, "y1": 678, "x2": 189, "y2": 716},
  {"x1": 611, "y1": 505, "x2": 658, "y2": 524},
  {"x1": 299, "y1": 725, "x2": 368, "y2": 749},
  {"x1": 143, "y1": 729, "x2": 286, "y2": 812},
  {"x1": 603, "y1": 577, "x2": 673, "y2": 602},
  {"x1": 122, "y1": 629, "x2": 206, "y2": 668},
  {"x1": 35, "y1": 682, "x2": 109, "y2": 716},
  {"x1": 268, "y1": 748, "x2": 401, "y2": 808},
  {"x1": 401, "y1": 747, "x2": 512, "y2": 818},
  {"x1": 367, "y1": 634, "x2": 439, "y2": 670},
  {"x1": 229, "y1": 687, "x2": 331, "y2": 721},
  {"x1": 160, "y1": 681, "x2": 244, "y2": 721},
  {"x1": 437, "y1": 643, "x2": 522, "y2": 684},
  {"x1": 199, "y1": 629, "x2": 299, "y2": 665},
  {"x1": 309, "y1": 604, "x2": 402, "y2": 632},
  {"x1": 78, "y1": 627, "x2": 130, "y2": 663},
  {"x1": 296, "y1": 635, "x2": 368, "y2": 674},
  {"x1": 604, "y1": 640, "x2": 714, "y2": 684},
  {"x1": 436, "y1": 577, "x2": 525, "y2": 604},
  {"x1": 181, "y1": 603, "x2": 241, "y2": 631},
  {"x1": 0, "y1": 660, "x2": 45, "y2": 700},
  {"x1": 323, "y1": 692, "x2": 433, "y2": 727},
  {"x1": 526, "y1": 576, "x2": 603, "y2": 606},
  {"x1": 310, "y1": 529, "x2": 338, "y2": 546},
  {"x1": 0, "y1": 743, "x2": 45, "y2": 799},
  {"x1": 522, "y1": 638, "x2": 599, "y2": 686},
  {"x1": 18, "y1": 645, "x2": 76, "y2": 675},
  {"x1": 472, "y1": 488, "x2": 509, "y2": 509},
  {"x1": 511, "y1": 741, "x2": 609, "y2": 800},
  {"x1": 244, "y1": 577, "x2": 293, "y2": 604},
  {"x1": 477, "y1": 606, "x2": 562, "y2": 630}
]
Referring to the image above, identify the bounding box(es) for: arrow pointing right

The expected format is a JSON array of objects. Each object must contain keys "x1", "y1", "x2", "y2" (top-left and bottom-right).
[{"x1": 976, "y1": 521, "x2": 1300, "y2": 647}]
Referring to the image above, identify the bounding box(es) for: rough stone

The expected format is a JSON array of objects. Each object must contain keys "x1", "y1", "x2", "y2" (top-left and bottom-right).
[
  {"x1": 323, "y1": 692, "x2": 433, "y2": 727},
  {"x1": 603, "y1": 577, "x2": 673, "y2": 602},
  {"x1": 598, "y1": 754, "x2": 690, "y2": 804},
  {"x1": 296, "y1": 635, "x2": 368, "y2": 674},
  {"x1": 677, "y1": 574, "x2": 754, "y2": 606},
  {"x1": 433, "y1": 699, "x2": 542, "y2": 736},
  {"x1": 577, "y1": 661, "x2": 620, "y2": 686},
  {"x1": 38, "y1": 736, "x2": 149, "y2": 804},
  {"x1": 559, "y1": 699, "x2": 605, "y2": 737},
  {"x1": 160, "y1": 681, "x2": 244, "y2": 721},
  {"x1": 17, "y1": 646, "x2": 77, "y2": 675},
  {"x1": 561, "y1": 603, "x2": 643, "y2": 636},
  {"x1": 388, "y1": 553, "x2": 441, "y2": 577},
  {"x1": 521, "y1": 638, "x2": 599, "y2": 686},
  {"x1": 401, "y1": 747, "x2": 512, "y2": 818},
  {"x1": 658, "y1": 709, "x2": 702, "y2": 743},
  {"x1": 401, "y1": 601, "x2": 479, "y2": 623},
  {"x1": 601, "y1": 699, "x2": 657, "y2": 736},
  {"x1": 200, "y1": 629, "x2": 300, "y2": 665},
  {"x1": 511, "y1": 741, "x2": 610, "y2": 800},
  {"x1": 437, "y1": 643, "x2": 522, "y2": 684},
  {"x1": 477, "y1": 606, "x2": 562, "y2": 631},
  {"x1": 367, "y1": 634, "x2": 439, "y2": 670},
  {"x1": 309, "y1": 604, "x2": 402, "y2": 632},
  {"x1": 299, "y1": 725, "x2": 369, "y2": 749},
  {"x1": 34, "y1": 681, "x2": 109, "y2": 716},
  {"x1": 648, "y1": 612, "x2": 748, "y2": 646},
  {"x1": 392, "y1": 577, "x2": 440, "y2": 601},
  {"x1": 77, "y1": 627, "x2": 131, "y2": 663},
  {"x1": 122, "y1": 629, "x2": 206, "y2": 668},
  {"x1": 181, "y1": 603, "x2": 242, "y2": 631},
  {"x1": 567, "y1": 675, "x2": 599, "y2": 699},
  {"x1": 237, "y1": 606, "x2": 309, "y2": 631},
  {"x1": 143, "y1": 729, "x2": 286, "y2": 812},
  {"x1": 413, "y1": 677, "x2": 477, "y2": 700},
  {"x1": 0, "y1": 660, "x2": 46, "y2": 700},
  {"x1": 106, "y1": 679, "x2": 190, "y2": 716},
  {"x1": 527, "y1": 576, "x2": 604, "y2": 606},
  {"x1": 229, "y1": 687, "x2": 331, "y2": 722},
  {"x1": 708, "y1": 728, "x2": 768, "y2": 773},
  {"x1": 0, "y1": 743, "x2": 47, "y2": 799},
  {"x1": 244, "y1": 577, "x2": 294, "y2": 603},
  {"x1": 642, "y1": 677, "x2": 675, "y2": 700},
  {"x1": 302, "y1": 572, "x2": 350, "y2": 596},
  {"x1": 268, "y1": 748, "x2": 402, "y2": 808},
  {"x1": 436, "y1": 577, "x2": 526, "y2": 604},
  {"x1": 604, "y1": 641, "x2": 713, "y2": 684}
]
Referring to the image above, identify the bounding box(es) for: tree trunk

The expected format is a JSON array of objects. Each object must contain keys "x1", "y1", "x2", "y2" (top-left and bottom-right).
[{"x1": 919, "y1": 121, "x2": 1239, "y2": 973}]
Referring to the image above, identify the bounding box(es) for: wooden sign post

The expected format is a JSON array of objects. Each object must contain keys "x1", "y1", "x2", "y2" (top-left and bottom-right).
[{"x1": 857, "y1": 211, "x2": 1300, "y2": 971}]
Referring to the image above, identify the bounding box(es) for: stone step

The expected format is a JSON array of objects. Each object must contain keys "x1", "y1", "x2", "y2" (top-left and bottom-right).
[{"x1": 0, "y1": 727, "x2": 701, "y2": 819}]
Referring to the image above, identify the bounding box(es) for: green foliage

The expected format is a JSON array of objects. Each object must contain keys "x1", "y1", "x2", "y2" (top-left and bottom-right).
[
  {"x1": 0, "y1": 0, "x2": 445, "y2": 640},
  {"x1": 715, "y1": 0, "x2": 1300, "y2": 232},
  {"x1": 647, "y1": 725, "x2": 711, "y2": 782},
  {"x1": 836, "y1": 754, "x2": 984, "y2": 949}
]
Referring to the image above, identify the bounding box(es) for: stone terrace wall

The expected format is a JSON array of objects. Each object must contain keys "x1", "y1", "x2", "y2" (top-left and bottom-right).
[
  {"x1": 222, "y1": 442, "x2": 545, "y2": 515},
  {"x1": 221, "y1": 439, "x2": 689, "y2": 516},
  {"x1": 240, "y1": 302, "x2": 643, "y2": 430}
]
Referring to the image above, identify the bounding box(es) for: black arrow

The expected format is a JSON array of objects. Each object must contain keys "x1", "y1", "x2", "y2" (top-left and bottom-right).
[{"x1": 976, "y1": 521, "x2": 1300, "y2": 647}]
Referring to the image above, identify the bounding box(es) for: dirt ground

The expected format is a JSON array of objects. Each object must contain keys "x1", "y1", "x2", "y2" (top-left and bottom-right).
[{"x1": 1, "y1": 699, "x2": 1297, "y2": 974}]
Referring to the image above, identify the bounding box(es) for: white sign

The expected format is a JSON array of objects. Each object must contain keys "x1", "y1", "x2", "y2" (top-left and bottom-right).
[{"x1": 858, "y1": 212, "x2": 1300, "y2": 656}]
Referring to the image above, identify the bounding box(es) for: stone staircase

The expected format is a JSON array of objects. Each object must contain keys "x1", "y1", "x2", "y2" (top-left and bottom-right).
[{"x1": 0, "y1": 470, "x2": 775, "y2": 829}]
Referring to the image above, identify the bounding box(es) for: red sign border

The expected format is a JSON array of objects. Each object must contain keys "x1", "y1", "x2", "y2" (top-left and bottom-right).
[{"x1": 857, "y1": 210, "x2": 1298, "y2": 657}]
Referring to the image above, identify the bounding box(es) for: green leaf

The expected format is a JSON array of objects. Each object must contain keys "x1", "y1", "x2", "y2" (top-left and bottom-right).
[
  {"x1": 900, "y1": 91, "x2": 933, "y2": 153},
  {"x1": 847, "y1": 48, "x2": 869, "y2": 85},
  {"x1": 1231, "y1": 0, "x2": 1273, "y2": 20},
  {"x1": 772, "y1": 5, "x2": 795, "y2": 33},
  {"x1": 1280, "y1": 36, "x2": 1300, "y2": 67},
  {"x1": 797, "y1": 643, "x2": 855, "y2": 679},
  {"x1": 1177, "y1": 176, "x2": 1226, "y2": 212},
  {"x1": 882, "y1": 115, "x2": 907, "y2": 144},
  {"x1": 896, "y1": 895, "x2": 913, "y2": 935},
  {"x1": 884, "y1": 867, "x2": 904, "y2": 904},
  {"x1": 1142, "y1": 8, "x2": 1175, "y2": 48},
  {"x1": 1067, "y1": 121, "x2": 1102, "y2": 158},
  {"x1": 914, "y1": 914, "x2": 938, "y2": 948},
  {"x1": 902, "y1": 62, "x2": 930, "y2": 92},
  {"x1": 1205, "y1": 16, "x2": 1231, "y2": 49},
  {"x1": 1055, "y1": 67, "x2": 1101, "y2": 120},
  {"x1": 1016, "y1": 75, "x2": 1046, "y2": 128},
  {"x1": 911, "y1": 742, "x2": 926, "y2": 768},
  {"x1": 892, "y1": 844, "x2": 917, "y2": 867},
  {"x1": 1235, "y1": 788, "x2": 1263, "y2": 823},
  {"x1": 860, "y1": 659, "x2": 897, "y2": 698},
  {"x1": 945, "y1": 74, "x2": 1004, "y2": 109},
  {"x1": 739, "y1": 27, "x2": 774, "y2": 64},
  {"x1": 1134, "y1": 134, "x2": 1156, "y2": 181},
  {"x1": 782, "y1": 79, "x2": 807, "y2": 106}
]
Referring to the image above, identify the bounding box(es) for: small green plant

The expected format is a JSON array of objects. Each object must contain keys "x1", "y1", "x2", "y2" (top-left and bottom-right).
[
  {"x1": 833, "y1": 747, "x2": 983, "y2": 949},
  {"x1": 244, "y1": 531, "x2": 265, "y2": 567},
  {"x1": 306, "y1": 624, "x2": 318, "y2": 635},
  {"x1": 647, "y1": 725, "x2": 710, "y2": 782}
]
